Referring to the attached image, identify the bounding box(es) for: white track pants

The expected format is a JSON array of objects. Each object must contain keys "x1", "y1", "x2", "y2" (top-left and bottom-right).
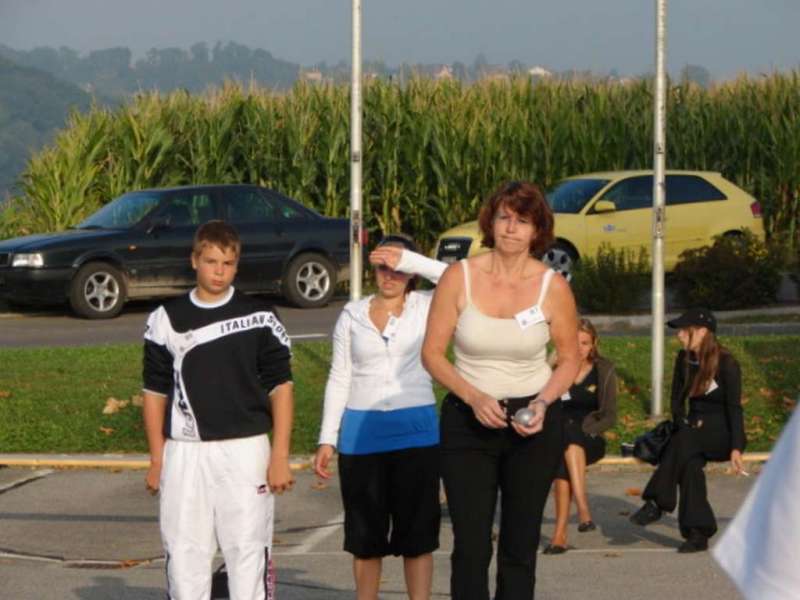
[{"x1": 160, "y1": 434, "x2": 275, "y2": 600}]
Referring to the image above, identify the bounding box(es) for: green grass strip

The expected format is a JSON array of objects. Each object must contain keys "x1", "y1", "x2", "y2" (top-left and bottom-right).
[{"x1": 0, "y1": 337, "x2": 796, "y2": 454}]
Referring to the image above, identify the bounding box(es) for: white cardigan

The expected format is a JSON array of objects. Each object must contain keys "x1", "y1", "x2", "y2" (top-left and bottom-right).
[{"x1": 318, "y1": 250, "x2": 447, "y2": 448}]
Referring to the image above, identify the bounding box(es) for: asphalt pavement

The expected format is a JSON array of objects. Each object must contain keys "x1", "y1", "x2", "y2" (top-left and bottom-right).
[
  {"x1": 0, "y1": 461, "x2": 754, "y2": 600},
  {"x1": 2, "y1": 298, "x2": 800, "y2": 348},
  {"x1": 0, "y1": 297, "x2": 348, "y2": 348}
]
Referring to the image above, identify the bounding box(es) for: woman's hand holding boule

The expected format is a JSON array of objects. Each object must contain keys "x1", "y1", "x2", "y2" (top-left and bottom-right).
[{"x1": 511, "y1": 399, "x2": 547, "y2": 436}]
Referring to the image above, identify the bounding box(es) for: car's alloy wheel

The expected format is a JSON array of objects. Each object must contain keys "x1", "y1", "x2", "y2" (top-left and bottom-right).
[
  {"x1": 69, "y1": 263, "x2": 126, "y2": 319},
  {"x1": 282, "y1": 253, "x2": 336, "y2": 308},
  {"x1": 543, "y1": 243, "x2": 578, "y2": 280}
]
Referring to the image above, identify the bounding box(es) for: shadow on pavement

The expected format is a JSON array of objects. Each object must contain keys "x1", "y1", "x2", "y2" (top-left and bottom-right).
[{"x1": 75, "y1": 576, "x2": 163, "y2": 600}]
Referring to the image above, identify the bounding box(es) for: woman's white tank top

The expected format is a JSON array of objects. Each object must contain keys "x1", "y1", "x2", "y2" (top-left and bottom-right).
[{"x1": 453, "y1": 260, "x2": 554, "y2": 399}]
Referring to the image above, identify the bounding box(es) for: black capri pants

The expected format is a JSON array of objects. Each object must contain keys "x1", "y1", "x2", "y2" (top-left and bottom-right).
[{"x1": 338, "y1": 444, "x2": 441, "y2": 558}]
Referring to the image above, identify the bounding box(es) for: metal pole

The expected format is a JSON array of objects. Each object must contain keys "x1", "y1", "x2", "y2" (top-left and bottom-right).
[
  {"x1": 651, "y1": 0, "x2": 667, "y2": 417},
  {"x1": 349, "y1": 0, "x2": 363, "y2": 300}
]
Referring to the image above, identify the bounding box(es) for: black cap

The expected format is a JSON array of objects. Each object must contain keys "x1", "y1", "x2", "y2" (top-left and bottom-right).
[
  {"x1": 667, "y1": 308, "x2": 717, "y2": 333},
  {"x1": 378, "y1": 234, "x2": 418, "y2": 254}
]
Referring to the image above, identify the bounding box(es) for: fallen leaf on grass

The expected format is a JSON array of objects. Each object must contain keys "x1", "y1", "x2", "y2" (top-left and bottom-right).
[
  {"x1": 783, "y1": 396, "x2": 797, "y2": 410},
  {"x1": 102, "y1": 397, "x2": 130, "y2": 415},
  {"x1": 750, "y1": 415, "x2": 763, "y2": 424},
  {"x1": 0, "y1": 390, "x2": 11, "y2": 399},
  {"x1": 130, "y1": 394, "x2": 144, "y2": 407},
  {"x1": 604, "y1": 431, "x2": 619, "y2": 441},
  {"x1": 625, "y1": 487, "x2": 642, "y2": 496},
  {"x1": 759, "y1": 388, "x2": 776, "y2": 399},
  {"x1": 99, "y1": 426, "x2": 115, "y2": 435}
]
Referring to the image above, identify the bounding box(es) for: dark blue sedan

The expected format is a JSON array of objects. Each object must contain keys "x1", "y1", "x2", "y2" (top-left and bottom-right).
[{"x1": 0, "y1": 185, "x2": 350, "y2": 318}]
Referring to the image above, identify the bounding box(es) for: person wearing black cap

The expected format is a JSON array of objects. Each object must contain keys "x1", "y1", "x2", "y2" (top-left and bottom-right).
[{"x1": 629, "y1": 308, "x2": 747, "y2": 552}]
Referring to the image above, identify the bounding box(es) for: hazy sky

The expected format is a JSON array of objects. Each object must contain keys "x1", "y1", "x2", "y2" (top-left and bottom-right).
[{"x1": 1, "y1": 0, "x2": 798, "y2": 79}]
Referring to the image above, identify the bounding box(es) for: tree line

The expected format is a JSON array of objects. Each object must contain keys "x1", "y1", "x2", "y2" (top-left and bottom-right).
[{"x1": 0, "y1": 42, "x2": 300, "y2": 100}]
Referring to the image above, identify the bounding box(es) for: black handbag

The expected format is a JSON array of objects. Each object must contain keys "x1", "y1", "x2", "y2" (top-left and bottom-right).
[{"x1": 632, "y1": 420, "x2": 675, "y2": 465}]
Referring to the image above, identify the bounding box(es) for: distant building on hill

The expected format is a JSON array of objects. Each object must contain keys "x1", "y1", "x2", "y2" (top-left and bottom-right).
[
  {"x1": 301, "y1": 69, "x2": 333, "y2": 84},
  {"x1": 434, "y1": 65, "x2": 454, "y2": 80},
  {"x1": 480, "y1": 67, "x2": 511, "y2": 82},
  {"x1": 528, "y1": 65, "x2": 553, "y2": 78}
]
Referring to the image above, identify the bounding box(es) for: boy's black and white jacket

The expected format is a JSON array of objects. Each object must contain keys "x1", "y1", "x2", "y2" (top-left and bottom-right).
[{"x1": 142, "y1": 287, "x2": 292, "y2": 442}]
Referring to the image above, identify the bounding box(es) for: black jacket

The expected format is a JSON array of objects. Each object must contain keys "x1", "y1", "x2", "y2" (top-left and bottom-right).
[{"x1": 670, "y1": 349, "x2": 746, "y2": 452}]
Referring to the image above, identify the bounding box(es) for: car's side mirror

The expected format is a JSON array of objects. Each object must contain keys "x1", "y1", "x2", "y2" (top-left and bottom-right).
[{"x1": 594, "y1": 200, "x2": 616, "y2": 213}]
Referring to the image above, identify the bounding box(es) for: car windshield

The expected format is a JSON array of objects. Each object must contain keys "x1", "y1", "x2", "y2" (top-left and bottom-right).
[
  {"x1": 547, "y1": 178, "x2": 610, "y2": 213},
  {"x1": 77, "y1": 192, "x2": 163, "y2": 229}
]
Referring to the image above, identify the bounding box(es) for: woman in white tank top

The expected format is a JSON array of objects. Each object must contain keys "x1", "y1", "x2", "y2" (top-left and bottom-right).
[{"x1": 422, "y1": 181, "x2": 580, "y2": 600}]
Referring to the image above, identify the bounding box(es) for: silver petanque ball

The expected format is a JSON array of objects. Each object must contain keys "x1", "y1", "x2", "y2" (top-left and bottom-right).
[{"x1": 513, "y1": 407, "x2": 535, "y2": 426}]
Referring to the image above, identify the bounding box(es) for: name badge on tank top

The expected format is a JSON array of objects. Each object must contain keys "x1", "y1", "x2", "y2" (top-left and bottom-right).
[
  {"x1": 382, "y1": 315, "x2": 399, "y2": 341},
  {"x1": 705, "y1": 379, "x2": 719, "y2": 395},
  {"x1": 514, "y1": 305, "x2": 546, "y2": 330},
  {"x1": 561, "y1": 390, "x2": 572, "y2": 401}
]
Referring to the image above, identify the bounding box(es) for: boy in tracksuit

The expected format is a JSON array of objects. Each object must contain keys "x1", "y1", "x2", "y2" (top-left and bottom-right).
[{"x1": 142, "y1": 220, "x2": 294, "y2": 600}]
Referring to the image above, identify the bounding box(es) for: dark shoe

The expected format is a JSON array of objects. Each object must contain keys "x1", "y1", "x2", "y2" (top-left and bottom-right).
[
  {"x1": 577, "y1": 520, "x2": 596, "y2": 532},
  {"x1": 543, "y1": 544, "x2": 568, "y2": 555},
  {"x1": 677, "y1": 531, "x2": 709, "y2": 553},
  {"x1": 211, "y1": 564, "x2": 229, "y2": 598},
  {"x1": 630, "y1": 500, "x2": 662, "y2": 526}
]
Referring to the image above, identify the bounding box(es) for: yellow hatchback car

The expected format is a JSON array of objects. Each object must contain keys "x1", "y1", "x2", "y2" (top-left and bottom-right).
[{"x1": 434, "y1": 170, "x2": 764, "y2": 275}]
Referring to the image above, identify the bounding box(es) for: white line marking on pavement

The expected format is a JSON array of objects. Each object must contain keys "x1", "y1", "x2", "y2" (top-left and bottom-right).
[
  {"x1": 282, "y1": 512, "x2": 345, "y2": 556},
  {"x1": 0, "y1": 552, "x2": 63, "y2": 564},
  {"x1": 0, "y1": 469, "x2": 53, "y2": 493}
]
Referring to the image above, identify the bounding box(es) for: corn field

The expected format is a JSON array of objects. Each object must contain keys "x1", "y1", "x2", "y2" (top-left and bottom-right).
[{"x1": 2, "y1": 74, "x2": 799, "y2": 251}]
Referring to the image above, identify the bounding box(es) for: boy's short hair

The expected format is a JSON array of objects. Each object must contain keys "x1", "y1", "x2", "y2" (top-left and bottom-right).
[{"x1": 192, "y1": 220, "x2": 241, "y2": 257}]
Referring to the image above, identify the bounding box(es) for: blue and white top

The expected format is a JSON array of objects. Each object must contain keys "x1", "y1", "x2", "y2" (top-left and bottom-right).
[{"x1": 318, "y1": 250, "x2": 447, "y2": 455}]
